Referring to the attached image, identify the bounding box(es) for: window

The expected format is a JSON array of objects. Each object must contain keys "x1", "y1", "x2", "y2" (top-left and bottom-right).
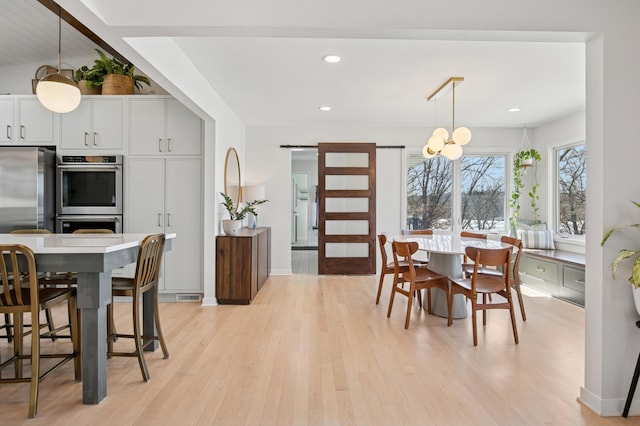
[
  {"x1": 406, "y1": 152, "x2": 507, "y2": 232},
  {"x1": 556, "y1": 143, "x2": 586, "y2": 235}
]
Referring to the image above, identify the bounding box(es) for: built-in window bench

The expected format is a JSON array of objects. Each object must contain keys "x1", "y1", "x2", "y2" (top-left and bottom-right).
[{"x1": 519, "y1": 249, "x2": 585, "y2": 307}]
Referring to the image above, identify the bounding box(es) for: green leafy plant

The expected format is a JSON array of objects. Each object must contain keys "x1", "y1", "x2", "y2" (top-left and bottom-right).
[
  {"x1": 220, "y1": 192, "x2": 268, "y2": 221},
  {"x1": 92, "y1": 49, "x2": 151, "y2": 90},
  {"x1": 510, "y1": 148, "x2": 542, "y2": 226},
  {"x1": 601, "y1": 200, "x2": 640, "y2": 288},
  {"x1": 74, "y1": 65, "x2": 104, "y2": 88}
]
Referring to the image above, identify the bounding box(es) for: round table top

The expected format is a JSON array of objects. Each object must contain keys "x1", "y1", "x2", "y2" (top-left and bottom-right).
[{"x1": 394, "y1": 231, "x2": 512, "y2": 255}]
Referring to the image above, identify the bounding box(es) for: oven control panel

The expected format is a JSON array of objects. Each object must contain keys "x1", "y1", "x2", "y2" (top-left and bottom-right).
[{"x1": 59, "y1": 155, "x2": 123, "y2": 164}]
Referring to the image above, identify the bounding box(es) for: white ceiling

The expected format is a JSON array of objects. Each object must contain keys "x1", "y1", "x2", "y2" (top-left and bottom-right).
[{"x1": 4, "y1": 0, "x2": 586, "y2": 129}]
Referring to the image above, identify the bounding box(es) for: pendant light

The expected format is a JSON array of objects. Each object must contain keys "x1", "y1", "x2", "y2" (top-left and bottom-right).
[
  {"x1": 422, "y1": 77, "x2": 471, "y2": 161},
  {"x1": 36, "y1": 5, "x2": 81, "y2": 114}
]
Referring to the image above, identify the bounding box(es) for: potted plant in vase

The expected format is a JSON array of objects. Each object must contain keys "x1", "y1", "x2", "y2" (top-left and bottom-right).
[
  {"x1": 510, "y1": 147, "x2": 542, "y2": 227},
  {"x1": 91, "y1": 49, "x2": 151, "y2": 95},
  {"x1": 74, "y1": 65, "x2": 103, "y2": 95},
  {"x1": 220, "y1": 192, "x2": 269, "y2": 235},
  {"x1": 601, "y1": 200, "x2": 640, "y2": 315}
]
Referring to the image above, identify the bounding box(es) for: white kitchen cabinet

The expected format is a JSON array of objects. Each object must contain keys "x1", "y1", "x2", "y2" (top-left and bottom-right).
[
  {"x1": 126, "y1": 157, "x2": 203, "y2": 294},
  {"x1": 0, "y1": 96, "x2": 55, "y2": 145},
  {"x1": 60, "y1": 97, "x2": 123, "y2": 150},
  {"x1": 129, "y1": 97, "x2": 202, "y2": 156}
]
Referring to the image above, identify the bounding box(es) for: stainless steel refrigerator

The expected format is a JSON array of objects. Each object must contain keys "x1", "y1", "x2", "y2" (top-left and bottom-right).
[{"x1": 0, "y1": 147, "x2": 56, "y2": 232}]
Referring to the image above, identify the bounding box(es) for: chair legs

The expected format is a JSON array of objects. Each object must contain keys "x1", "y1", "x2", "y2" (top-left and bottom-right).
[
  {"x1": 513, "y1": 282, "x2": 527, "y2": 321},
  {"x1": 375, "y1": 272, "x2": 386, "y2": 304}
]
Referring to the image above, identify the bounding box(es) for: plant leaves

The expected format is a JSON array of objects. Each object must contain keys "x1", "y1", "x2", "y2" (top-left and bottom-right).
[{"x1": 611, "y1": 249, "x2": 640, "y2": 279}]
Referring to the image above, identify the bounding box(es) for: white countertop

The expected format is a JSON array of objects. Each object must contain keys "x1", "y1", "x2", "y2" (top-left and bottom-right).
[{"x1": 0, "y1": 233, "x2": 177, "y2": 254}]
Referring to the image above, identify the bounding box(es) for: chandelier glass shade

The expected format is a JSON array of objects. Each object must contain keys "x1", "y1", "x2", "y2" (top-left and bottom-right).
[
  {"x1": 36, "y1": 5, "x2": 81, "y2": 114},
  {"x1": 423, "y1": 77, "x2": 471, "y2": 161}
]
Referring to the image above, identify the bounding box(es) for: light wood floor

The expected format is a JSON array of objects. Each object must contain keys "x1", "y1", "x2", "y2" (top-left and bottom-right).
[{"x1": 0, "y1": 274, "x2": 632, "y2": 425}]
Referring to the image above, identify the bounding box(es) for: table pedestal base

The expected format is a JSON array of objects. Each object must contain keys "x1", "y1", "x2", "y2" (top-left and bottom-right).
[{"x1": 426, "y1": 252, "x2": 468, "y2": 319}]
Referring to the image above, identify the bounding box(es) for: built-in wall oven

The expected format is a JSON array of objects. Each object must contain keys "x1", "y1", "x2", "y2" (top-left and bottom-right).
[{"x1": 56, "y1": 155, "x2": 123, "y2": 233}]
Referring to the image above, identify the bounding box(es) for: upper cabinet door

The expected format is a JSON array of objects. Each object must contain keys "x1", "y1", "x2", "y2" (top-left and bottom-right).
[
  {"x1": 0, "y1": 99, "x2": 14, "y2": 143},
  {"x1": 129, "y1": 98, "x2": 202, "y2": 156},
  {"x1": 60, "y1": 98, "x2": 123, "y2": 150},
  {"x1": 91, "y1": 98, "x2": 123, "y2": 150},
  {"x1": 16, "y1": 98, "x2": 54, "y2": 144},
  {"x1": 166, "y1": 99, "x2": 202, "y2": 156},
  {"x1": 129, "y1": 98, "x2": 165, "y2": 156}
]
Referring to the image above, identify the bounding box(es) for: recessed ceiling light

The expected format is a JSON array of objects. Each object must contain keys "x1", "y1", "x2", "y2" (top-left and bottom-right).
[
  {"x1": 323, "y1": 55, "x2": 341, "y2": 63},
  {"x1": 319, "y1": 106, "x2": 332, "y2": 111},
  {"x1": 508, "y1": 107, "x2": 521, "y2": 112}
]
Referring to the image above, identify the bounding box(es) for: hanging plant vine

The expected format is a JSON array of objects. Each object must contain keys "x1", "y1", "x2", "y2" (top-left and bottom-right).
[{"x1": 510, "y1": 148, "x2": 542, "y2": 226}]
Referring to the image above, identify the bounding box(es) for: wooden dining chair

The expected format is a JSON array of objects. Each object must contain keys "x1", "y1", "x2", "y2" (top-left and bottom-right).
[
  {"x1": 462, "y1": 236, "x2": 526, "y2": 321},
  {"x1": 401, "y1": 229, "x2": 433, "y2": 235},
  {"x1": 376, "y1": 234, "x2": 423, "y2": 306},
  {"x1": 107, "y1": 233, "x2": 169, "y2": 381},
  {"x1": 460, "y1": 231, "x2": 487, "y2": 239},
  {"x1": 387, "y1": 240, "x2": 449, "y2": 329},
  {"x1": 461, "y1": 231, "x2": 488, "y2": 276},
  {"x1": 0, "y1": 244, "x2": 80, "y2": 418},
  {"x1": 449, "y1": 246, "x2": 519, "y2": 346}
]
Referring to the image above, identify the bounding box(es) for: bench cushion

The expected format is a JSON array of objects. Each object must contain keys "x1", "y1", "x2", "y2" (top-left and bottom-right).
[{"x1": 518, "y1": 230, "x2": 555, "y2": 249}]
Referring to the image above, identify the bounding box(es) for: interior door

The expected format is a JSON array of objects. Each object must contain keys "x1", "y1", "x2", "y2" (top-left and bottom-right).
[{"x1": 318, "y1": 142, "x2": 376, "y2": 274}]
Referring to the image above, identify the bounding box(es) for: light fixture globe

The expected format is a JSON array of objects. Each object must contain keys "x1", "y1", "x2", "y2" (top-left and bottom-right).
[
  {"x1": 452, "y1": 127, "x2": 472, "y2": 145},
  {"x1": 427, "y1": 135, "x2": 445, "y2": 152},
  {"x1": 432, "y1": 127, "x2": 449, "y2": 140},
  {"x1": 422, "y1": 144, "x2": 437, "y2": 159},
  {"x1": 36, "y1": 73, "x2": 81, "y2": 113},
  {"x1": 442, "y1": 143, "x2": 463, "y2": 160}
]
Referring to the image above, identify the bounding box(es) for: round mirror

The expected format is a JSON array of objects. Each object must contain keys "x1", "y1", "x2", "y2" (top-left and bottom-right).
[{"x1": 224, "y1": 147, "x2": 242, "y2": 212}]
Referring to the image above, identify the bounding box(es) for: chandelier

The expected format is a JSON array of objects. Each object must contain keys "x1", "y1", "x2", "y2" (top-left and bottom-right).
[{"x1": 422, "y1": 77, "x2": 471, "y2": 161}]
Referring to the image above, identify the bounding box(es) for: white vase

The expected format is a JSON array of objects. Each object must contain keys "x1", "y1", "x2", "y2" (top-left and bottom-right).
[
  {"x1": 633, "y1": 286, "x2": 640, "y2": 317},
  {"x1": 222, "y1": 219, "x2": 243, "y2": 235}
]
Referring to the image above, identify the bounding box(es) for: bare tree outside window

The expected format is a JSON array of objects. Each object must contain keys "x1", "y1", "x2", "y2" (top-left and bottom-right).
[
  {"x1": 461, "y1": 156, "x2": 506, "y2": 232},
  {"x1": 557, "y1": 144, "x2": 586, "y2": 235},
  {"x1": 406, "y1": 153, "x2": 507, "y2": 232}
]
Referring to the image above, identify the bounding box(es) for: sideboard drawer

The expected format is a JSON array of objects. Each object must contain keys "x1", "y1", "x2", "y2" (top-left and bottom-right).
[{"x1": 526, "y1": 257, "x2": 558, "y2": 282}]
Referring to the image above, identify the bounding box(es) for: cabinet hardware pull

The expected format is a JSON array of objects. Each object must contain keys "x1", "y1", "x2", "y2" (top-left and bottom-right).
[
  {"x1": 6, "y1": 125, "x2": 11, "y2": 140},
  {"x1": 157, "y1": 213, "x2": 162, "y2": 227},
  {"x1": 158, "y1": 138, "x2": 163, "y2": 152},
  {"x1": 93, "y1": 132, "x2": 97, "y2": 146},
  {"x1": 168, "y1": 138, "x2": 172, "y2": 152},
  {"x1": 84, "y1": 132, "x2": 89, "y2": 146},
  {"x1": 167, "y1": 213, "x2": 172, "y2": 227},
  {"x1": 536, "y1": 266, "x2": 545, "y2": 272},
  {"x1": 575, "y1": 279, "x2": 585, "y2": 284},
  {"x1": 20, "y1": 125, "x2": 25, "y2": 140}
]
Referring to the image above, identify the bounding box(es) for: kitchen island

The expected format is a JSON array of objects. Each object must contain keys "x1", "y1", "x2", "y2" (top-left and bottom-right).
[{"x1": 0, "y1": 232, "x2": 175, "y2": 405}]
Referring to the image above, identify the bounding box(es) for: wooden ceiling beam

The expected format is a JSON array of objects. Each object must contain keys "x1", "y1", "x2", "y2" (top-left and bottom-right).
[{"x1": 37, "y1": 0, "x2": 129, "y2": 64}]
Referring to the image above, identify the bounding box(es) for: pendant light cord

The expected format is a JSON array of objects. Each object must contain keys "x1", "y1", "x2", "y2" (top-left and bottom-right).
[{"x1": 57, "y1": 5, "x2": 62, "y2": 74}]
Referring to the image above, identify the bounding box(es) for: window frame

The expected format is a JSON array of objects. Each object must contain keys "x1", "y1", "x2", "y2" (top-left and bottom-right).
[
  {"x1": 552, "y1": 140, "x2": 586, "y2": 244},
  {"x1": 404, "y1": 146, "x2": 511, "y2": 234}
]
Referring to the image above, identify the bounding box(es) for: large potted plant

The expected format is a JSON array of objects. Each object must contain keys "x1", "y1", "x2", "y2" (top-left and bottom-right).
[
  {"x1": 220, "y1": 192, "x2": 268, "y2": 235},
  {"x1": 510, "y1": 148, "x2": 542, "y2": 226},
  {"x1": 601, "y1": 200, "x2": 640, "y2": 314},
  {"x1": 91, "y1": 49, "x2": 151, "y2": 95}
]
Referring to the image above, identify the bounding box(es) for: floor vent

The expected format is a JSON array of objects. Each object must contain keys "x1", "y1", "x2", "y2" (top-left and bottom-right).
[{"x1": 176, "y1": 294, "x2": 202, "y2": 302}]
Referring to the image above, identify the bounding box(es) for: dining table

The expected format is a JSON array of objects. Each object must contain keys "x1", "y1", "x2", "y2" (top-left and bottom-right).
[
  {"x1": 395, "y1": 231, "x2": 513, "y2": 319},
  {"x1": 0, "y1": 232, "x2": 175, "y2": 405}
]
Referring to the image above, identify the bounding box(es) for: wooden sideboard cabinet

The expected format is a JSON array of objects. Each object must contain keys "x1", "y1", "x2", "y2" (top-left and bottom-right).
[{"x1": 216, "y1": 227, "x2": 271, "y2": 304}]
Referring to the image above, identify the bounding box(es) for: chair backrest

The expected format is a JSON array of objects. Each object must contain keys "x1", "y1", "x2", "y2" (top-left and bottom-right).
[
  {"x1": 461, "y1": 231, "x2": 487, "y2": 239},
  {"x1": 0, "y1": 244, "x2": 39, "y2": 309},
  {"x1": 391, "y1": 240, "x2": 419, "y2": 279},
  {"x1": 73, "y1": 229, "x2": 115, "y2": 234},
  {"x1": 500, "y1": 235, "x2": 523, "y2": 280},
  {"x1": 378, "y1": 233, "x2": 389, "y2": 266},
  {"x1": 465, "y1": 246, "x2": 511, "y2": 288},
  {"x1": 134, "y1": 234, "x2": 166, "y2": 292},
  {"x1": 10, "y1": 229, "x2": 52, "y2": 234},
  {"x1": 401, "y1": 229, "x2": 433, "y2": 235}
]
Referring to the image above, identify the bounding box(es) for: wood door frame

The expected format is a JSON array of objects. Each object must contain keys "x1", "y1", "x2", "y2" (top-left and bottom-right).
[{"x1": 318, "y1": 142, "x2": 376, "y2": 274}]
